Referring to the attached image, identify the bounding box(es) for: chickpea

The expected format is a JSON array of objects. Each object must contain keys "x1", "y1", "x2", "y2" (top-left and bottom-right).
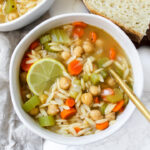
[
  {"x1": 60, "y1": 77, "x2": 71, "y2": 90},
  {"x1": 95, "y1": 39, "x2": 103, "y2": 47},
  {"x1": 73, "y1": 46, "x2": 83, "y2": 57},
  {"x1": 61, "y1": 51, "x2": 71, "y2": 60},
  {"x1": 7, "y1": 12, "x2": 19, "y2": 21},
  {"x1": 29, "y1": 108, "x2": 39, "y2": 116},
  {"x1": 83, "y1": 41, "x2": 94, "y2": 53},
  {"x1": 90, "y1": 110, "x2": 103, "y2": 121},
  {"x1": 107, "y1": 77, "x2": 116, "y2": 87},
  {"x1": 105, "y1": 112, "x2": 115, "y2": 121},
  {"x1": 39, "y1": 94, "x2": 48, "y2": 104},
  {"x1": 74, "y1": 39, "x2": 82, "y2": 46},
  {"x1": 89, "y1": 85, "x2": 101, "y2": 96},
  {"x1": 47, "y1": 104, "x2": 59, "y2": 116},
  {"x1": 81, "y1": 93, "x2": 93, "y2": 106}
]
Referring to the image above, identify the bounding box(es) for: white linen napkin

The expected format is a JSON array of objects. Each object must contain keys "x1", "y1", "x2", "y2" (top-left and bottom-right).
[{"x1": 0, "y1": 13, "x2": 50, "y2": 150}]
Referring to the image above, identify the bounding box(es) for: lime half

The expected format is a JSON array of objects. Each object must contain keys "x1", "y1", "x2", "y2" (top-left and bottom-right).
[{"x1": 27, "y1": 58, "x2": 65, "y2": 95}]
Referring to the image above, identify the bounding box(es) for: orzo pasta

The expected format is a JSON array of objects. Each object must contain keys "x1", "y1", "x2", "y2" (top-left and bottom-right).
[{"x1": 20, "y1": 22, "x2": 133, "y2": 136}]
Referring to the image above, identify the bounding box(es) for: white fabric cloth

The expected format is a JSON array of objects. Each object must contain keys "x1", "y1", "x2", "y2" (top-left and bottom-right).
[{"x1": 0, "y1": 13, "x2": 50, "y2": 150}]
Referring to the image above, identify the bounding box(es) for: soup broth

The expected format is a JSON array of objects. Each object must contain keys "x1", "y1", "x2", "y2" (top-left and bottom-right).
[{"x1": 19, "y1": 22, "x2": 133, "y2": 136}]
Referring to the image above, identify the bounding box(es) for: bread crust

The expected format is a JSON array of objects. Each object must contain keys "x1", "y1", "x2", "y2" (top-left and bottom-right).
[{"x1": 83, "y1": 0, "x2": 144, "y2": 43}]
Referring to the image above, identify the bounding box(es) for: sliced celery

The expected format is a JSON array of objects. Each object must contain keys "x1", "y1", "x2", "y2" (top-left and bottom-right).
[
  {"x1": 40, "y1": 34, "x2": 51, "y2": 44},
  {"x1": 83, "y1": 74, "x2": 89, "y2": 82},
  {"x1": 50, "y1": 29, "x2": 71, "y2": 44},
  {"x1": 100, "y1": 70, "x2": 108, "y2": 79},
  {"x1": 69, "y1": 90, "x2": 78, "y2": 99},
  {"x1": 105, "y1": 88, "x2": 123, "y2": 103},
  {"x1": 5, "y1": 0, "x2": 17, "y2": 14},
  {"x1": 124, "y1": 94, "x2": 129, "y2": 105},
  {"x1": 100, "y1": 103, "x2": 108, "y2": 115},
  {"x1": 23, "y1": 96, "x2": 40, "y2": 112},
  {"x1": 73, "y1": 79, "x2": 81, "y2": 85},
  {"x1": 38, "y1": 115, "x2": 55, "y2": 127},
  {"x1": 90, "y1": 73, "x2": 100, "y2": 85},
  {"x1": 97, "y1": 57, "x2": 109, "y2": 68}
]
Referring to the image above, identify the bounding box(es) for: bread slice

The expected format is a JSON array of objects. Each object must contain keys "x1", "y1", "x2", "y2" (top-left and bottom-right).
[{"x1": 83, "y1": 0, "x2": 150, "y2": 43}]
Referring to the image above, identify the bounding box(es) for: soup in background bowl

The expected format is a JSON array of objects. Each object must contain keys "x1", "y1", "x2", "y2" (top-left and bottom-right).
[
  {"x1": 9, "y1": 13, "x2": 143, "y2": 145},
  {"x1": 0, "y1": 0, "x2": 42, "y2": 23}
]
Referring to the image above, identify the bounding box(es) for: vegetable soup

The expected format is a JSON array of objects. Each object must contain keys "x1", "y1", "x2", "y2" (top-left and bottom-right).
[
  {"x1": 0, "y1": 0, "x2": 42, "y2": 23},
  {"x1": 20, "y1": 22, "x2": 133, "y2": 136}
]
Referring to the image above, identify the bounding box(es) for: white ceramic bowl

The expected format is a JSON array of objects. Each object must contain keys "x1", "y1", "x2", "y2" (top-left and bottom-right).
[
  {"x1": 0, "y1": 0, "x2": 54, "y2": 31},
  {"x1": 9, "y1": 13, "x2": 144, "y2": 145}
]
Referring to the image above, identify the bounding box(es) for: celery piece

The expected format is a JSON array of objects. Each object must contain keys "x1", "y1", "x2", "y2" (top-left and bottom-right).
[
  {"x1": 5, "y1": 0, "x2": 17, "y2": 14},
  {"x1": 23, "y1": 96, "x2": 40, "y2": 112},
  {"x1": 100, "y1": 103, "x2": 108, "y2": 115},
  {"x1": 100, "y1": 70, "x2": 108, "y2": 79},
  {"x1": 90, "y1": 73, "x2": 100, "y2": 85},
  {"x1": 124, "y1": 94, "x2": 129, "y2": 105},
  {"x1": 44, "y1": 43, "x2": 55, "y2": 52},
  {"x1": 38, "y1": 115, "x2": 55, "y2": 127},
  {"x1": 83, "y1": 74, "x2": 89, "y2": 82},
  {"x1": 40, "y1": 34, "x2": 51, "y2": 44},
  {"x1": 73, "y1": 79, "x2": 81, "y2": 85},
  {"x1": 114, "y1": 67, "x2": 123, "y2": 78},
  {"x1": 70, "y1": 90, "x2": 78, "y2": 99},
  {"x1": 50, "y1": 29, "x2": 71, "y2": 44},
  {"x1": 97, "y1": 57, "x2": 109, "y2": 68},
  {"x1": 105, "y1": 88, "x2": 123, "y2": 103}
]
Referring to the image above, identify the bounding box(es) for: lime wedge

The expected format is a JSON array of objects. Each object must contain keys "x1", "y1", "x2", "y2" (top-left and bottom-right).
[{"x1": 27, "y1": 58, "x2": 66, "y2": 95}]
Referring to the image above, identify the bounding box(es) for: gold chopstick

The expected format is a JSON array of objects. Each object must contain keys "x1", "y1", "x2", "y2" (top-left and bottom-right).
[{"x1": 109, "y1": 68, "x2": 150, "y2": 121}]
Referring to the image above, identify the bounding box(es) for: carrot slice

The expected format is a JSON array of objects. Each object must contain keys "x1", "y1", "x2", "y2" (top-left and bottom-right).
[
  {"x1": 101, "y1": 88, "x2": 114, "y2": 97},
  {"x1": 21, "y1": 57, "x2": 33, "y2": 72},
  {"x1": 61, "y1": 108, "x2": 77, "y2": 119},
  {"x1": 109, "y1": 48, "x2": 116, "y2": 60},
  {"x1": 73, "y1": 27, "x2": 84, "y2": 38},
  {"x1": 74, "y1": 127, "x2": 81, "y2": 133},
  {"x1": 113, "y1": 100, "x2": 124, "y2": 112},
  {"x1": 65, "y1": 98, "x2": 75, "y2": 107},
  {"x1": 94, "y1": 97, "x2": 100, "y2": 103},
  {"x1": 29, "y1": 40, "x2": 40, "y2": 50},
  {"x1": 68, "y1": 59, "x2": 83, "y2": 75},
  {"x1": 96, "y1": 121, "x2": 109, "y2": 130},
  {"x1": 89, "y1": 31, "x2": 97, "y2": 43},
  {"x1": 72, "y1": 22, "x2": 87, "y2": 28}
]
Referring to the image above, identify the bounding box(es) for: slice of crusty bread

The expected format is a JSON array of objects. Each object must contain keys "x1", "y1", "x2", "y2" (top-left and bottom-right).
[{"x1": 83, "y1": 0, "x2": 150, "y2": 43}]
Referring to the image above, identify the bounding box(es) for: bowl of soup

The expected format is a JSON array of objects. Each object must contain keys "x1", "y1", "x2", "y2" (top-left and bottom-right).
[
  {"x1": 9, "y1": 13, "x2": 143, "y2": 145},
  {"x1": 0, "y1": 0, "x2": 54, "y2": 31}
]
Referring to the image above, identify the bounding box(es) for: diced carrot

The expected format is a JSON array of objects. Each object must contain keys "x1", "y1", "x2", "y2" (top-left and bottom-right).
[
  {"x1": 29, "y1": 40, "x2": 40, "y2": 50},
  {"x1": 96, "y1": 121, "x2": 109, "y2": 130},
  {"x1": 74, "y1": 127, "x2": 81, "y2": 133},
  {"x1": 113, "y1": 100, "x2": 124, "y2": 112},
  {"x1": 89, "y1": 31, "x2": 97, "y2": 43},
  {"x1": 101, "y1": 88, "x2": 114, "y2": 97},
  {"x1": 65, "y1": 98, "x2": 75, "y2": 108},
  {"x1": 68, "y1": 59, "x2": 83, "y2": 75},
  {"x1": 94, "y1": 97, "x2": 100, "y2": 103},
  {"x1": 72, "y1": 22, "x2": 87, "y2": 28},
  {"x1": 73, "y1": 27, "x2": 84, "y2": 38},
  {"x1": 109, "y1": 48, "x2": 116, "y2": 60},
  {"x1": 21, "y1": 57, "x2": 33, "y2": 72},
  {"x1": 61, "y1": 108, "x2": 77, "y2": 119},
  {"x1": 119, "y1": 106, "x2": 125, "y2": 113}
]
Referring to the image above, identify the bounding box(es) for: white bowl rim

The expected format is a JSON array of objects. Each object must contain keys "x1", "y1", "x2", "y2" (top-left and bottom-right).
[
  {"x1": 0, "y1": 0, "x2": 47, "y2": 28},
  {"x1": 9, "y1": 13, "x2": 144, "y2": 145}
]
